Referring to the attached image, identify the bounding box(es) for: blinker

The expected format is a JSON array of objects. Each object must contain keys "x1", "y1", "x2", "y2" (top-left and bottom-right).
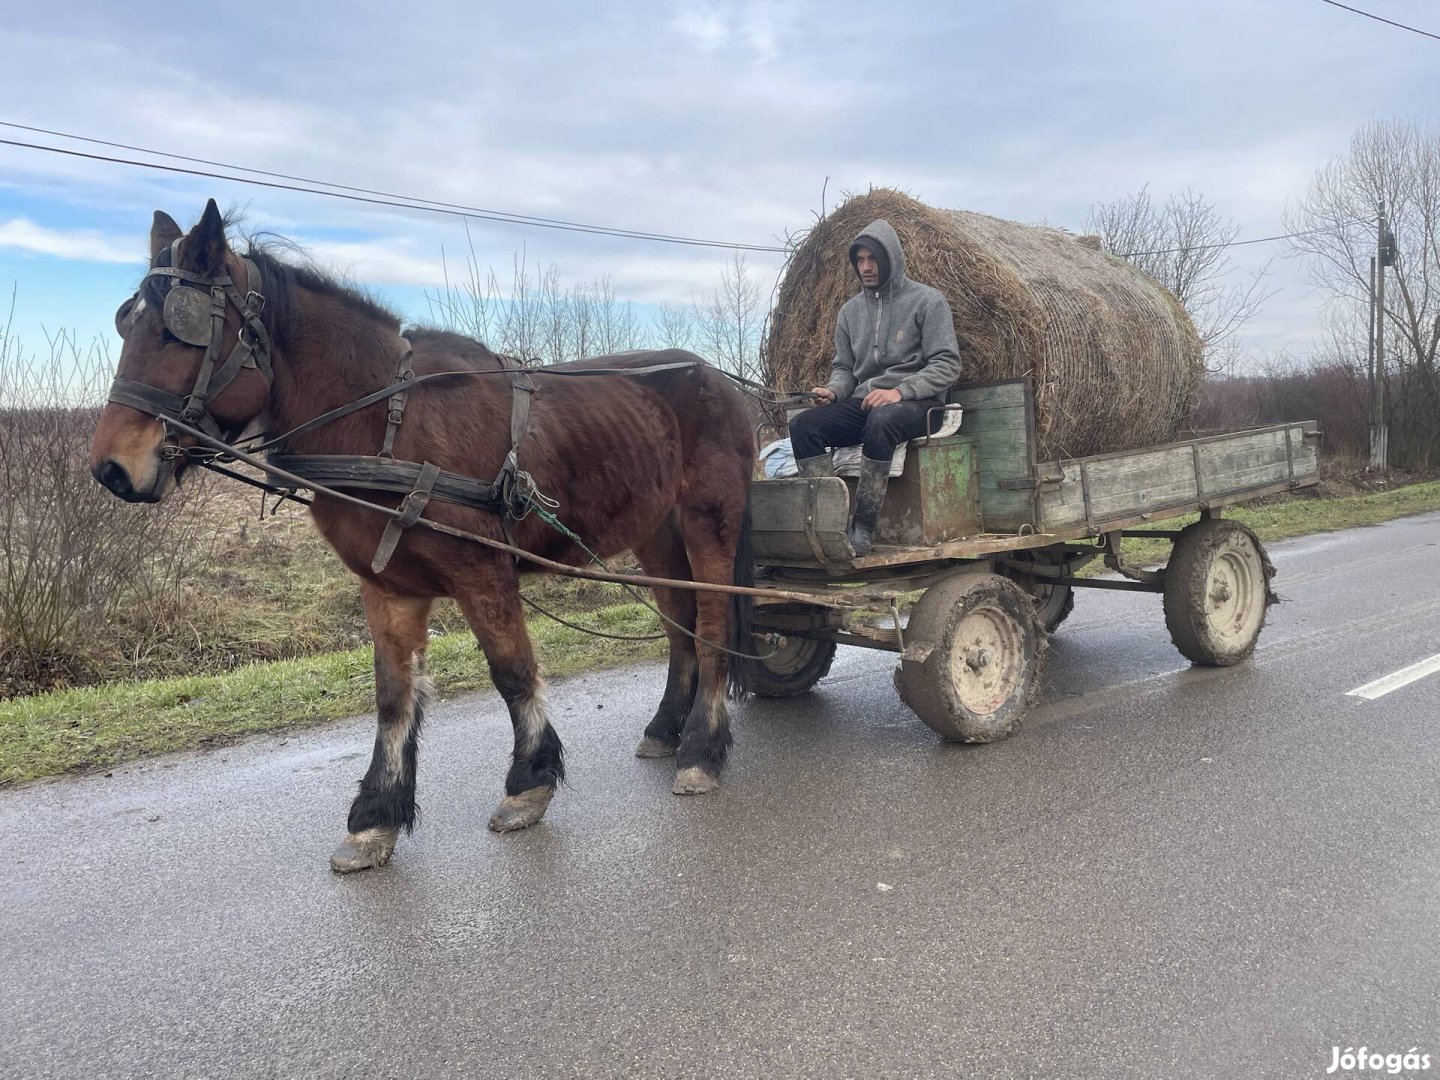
[
  {"x1": 114, "y1": 295, "x2": 142, "y2": 337},
  {"x1": 163, "y1": 285, "x2": 214, "y2": 347}
]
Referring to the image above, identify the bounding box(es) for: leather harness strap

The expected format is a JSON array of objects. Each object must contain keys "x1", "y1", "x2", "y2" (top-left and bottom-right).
[
  {"x1": 378, "y1": 344, "x2": 415, "y2": 461},
  {"x1": 108, "y1": 242, "x2": 271, "y2": 442},
  {"x1": 242, "y1": 358, "x2": 700, "y2": 457},
  {"x1": 107, "y1": 255, "x2": 734, "y2": 576},
  {"x1": 370, "y1": 461, "x2": 441, "y2": 574},
  {"x1": 265, "y1": 454, "x2": 507, "y2": 508}
]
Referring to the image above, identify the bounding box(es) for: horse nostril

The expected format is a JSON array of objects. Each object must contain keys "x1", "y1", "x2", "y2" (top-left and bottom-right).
[{"x1": 93, "y1": 459, "x2": 134, "y2": 498}]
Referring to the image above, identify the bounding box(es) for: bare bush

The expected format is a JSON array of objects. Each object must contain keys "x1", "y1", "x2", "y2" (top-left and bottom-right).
[
  {"x1": 0, "y1": 321, "x2": 221, "y2": 694},
  {"x1": 1190, "y1": 352, "x2": 1369, "y2": 464}
]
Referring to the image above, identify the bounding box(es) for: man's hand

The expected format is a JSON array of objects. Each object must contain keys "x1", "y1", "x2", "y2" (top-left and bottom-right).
[
  {"x1": 862, "y1": 387, "x2": 903, "y2": 410},
  {"x1": 810, "y1": 386, "x2": 837, "y2": 404}
]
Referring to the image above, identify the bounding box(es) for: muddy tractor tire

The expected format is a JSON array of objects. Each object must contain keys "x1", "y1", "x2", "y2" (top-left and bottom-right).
[
  {"x1": 742, "y1": 634, "x2": 838, "y2": 698},
  {"x1": 1163, "y1": 518, "x2": 1275, "y2": 667},
  {"x1": 1003, "y1": 550, "x2": 1077, "y2": 633},
  {"x1": 895, "y1": 572, "x2": 1047, "y2": 743}
]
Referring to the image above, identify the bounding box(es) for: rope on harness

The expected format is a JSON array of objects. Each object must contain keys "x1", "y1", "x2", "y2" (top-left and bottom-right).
[
  {"x1": 516, "y1": 503, "x2": 775, "y2": 660},
  {"x1": 519, "y1": 594, "x2": 667, "y2": 642}
]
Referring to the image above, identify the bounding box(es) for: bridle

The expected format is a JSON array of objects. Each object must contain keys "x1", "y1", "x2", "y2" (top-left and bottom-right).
[{"x1": 108, "y1": 239, "x2": 273, "y2": 443}]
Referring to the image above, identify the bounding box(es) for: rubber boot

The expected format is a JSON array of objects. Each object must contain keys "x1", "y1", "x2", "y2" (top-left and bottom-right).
[
  {"x1": 795, "y1": 454, "x2": 835, "y2": 479},
  {"x1": 847, "y1": 457, "x2": 890, "y2": 557}
]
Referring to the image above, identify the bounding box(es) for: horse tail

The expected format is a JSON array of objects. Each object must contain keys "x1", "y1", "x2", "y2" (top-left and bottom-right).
[{"x1": 727, "y1": 487, "x2": 756, "y2": 699}]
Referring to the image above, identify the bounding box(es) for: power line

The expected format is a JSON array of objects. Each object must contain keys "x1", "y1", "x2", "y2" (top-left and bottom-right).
[
  {"x1": 1118, "y1": 221, "x2": 1370, "y2": 258},
  {"x1": 0, "y1": 120, "x2": 1364, "y2": 263},
  {"x1": 1318, "y1": 0, "x2": 1440, "y2": 42},
  {"x1": 0, "y1": 127, "x2": 790, "y2": 254},
  {"x1": 0, "y1": 120, "x2": 783, "y2": 249}
]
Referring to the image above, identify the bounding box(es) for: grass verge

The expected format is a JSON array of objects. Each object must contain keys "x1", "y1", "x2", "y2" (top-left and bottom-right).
[
  {"x1": 4, "y1": 480, "x2": 1439, "y2": 787},
  {"x1": 1114, "y1": 479, "x2": 1440, "y2": 567},
  {"x1": 0, "y1": 602, "x2": 664, "y2": 786}
]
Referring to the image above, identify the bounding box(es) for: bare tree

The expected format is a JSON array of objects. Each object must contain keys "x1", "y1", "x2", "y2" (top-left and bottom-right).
[
  {"x1": 651, "y1": 303, "x2": 697, "y2": 352},
  {"x1": 693, "y1": 252, "x2": 764, "y2": 382},
  {"x1": 587, "y1": 276, "x2": 642, "y2": 356},
  {"x1": 428, "y1": 234, "x2": 645, "y2": 364},
  {"x1": 1284, "y1": 118, "x2": 1440, "y2": 468},
  {"x1": 1088, "y1": 186, "x2": 1272, "y2": 358}
]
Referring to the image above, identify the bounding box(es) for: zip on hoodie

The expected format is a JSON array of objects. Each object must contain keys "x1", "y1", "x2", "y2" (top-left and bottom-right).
[{"x1": 871, "y1": 291, "x2": 883, "y2": 373}]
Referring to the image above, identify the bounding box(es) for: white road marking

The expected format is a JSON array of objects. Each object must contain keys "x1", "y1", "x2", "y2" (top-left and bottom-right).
[{"x1": 1346, "y1": 652, "x2": 1440, "y2": 700}]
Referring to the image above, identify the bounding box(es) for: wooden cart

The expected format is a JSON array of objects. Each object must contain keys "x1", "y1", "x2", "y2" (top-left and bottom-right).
[{"x1": 743, "y1": 379, "x2": 1321, "y2": 741}]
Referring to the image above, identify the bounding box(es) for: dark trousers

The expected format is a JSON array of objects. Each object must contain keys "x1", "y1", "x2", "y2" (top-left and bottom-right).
[{"x1": 789, "y1": 396, "x2": 944, "y2": 462}]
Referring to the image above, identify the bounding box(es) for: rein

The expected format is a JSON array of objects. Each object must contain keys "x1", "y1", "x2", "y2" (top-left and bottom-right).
[
  {"x1": 106, "y1": 253, "x2": 809, "y2": 656},
  {"x1": 157, "y1": 414, "x2": 812, "y2": 659}
]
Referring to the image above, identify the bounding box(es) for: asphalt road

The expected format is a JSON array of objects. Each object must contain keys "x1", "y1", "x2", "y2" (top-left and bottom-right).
[{"x1": 4, "y1": 513, "x2": 1440, "y2": 1079}]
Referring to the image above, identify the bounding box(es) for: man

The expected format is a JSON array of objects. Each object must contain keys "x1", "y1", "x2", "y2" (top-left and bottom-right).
[{"x1": 789, "y1": 218, "x2": 962, "y2": 556}]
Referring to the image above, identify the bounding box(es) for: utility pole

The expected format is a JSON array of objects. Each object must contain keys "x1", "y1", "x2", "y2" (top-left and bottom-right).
[
  {"x1": 1368, "y1": 255, "x2": 1377, "y2": 408},
  {"x1": 1371, "y1": 202, "x2": 1394, "y2": 470}
]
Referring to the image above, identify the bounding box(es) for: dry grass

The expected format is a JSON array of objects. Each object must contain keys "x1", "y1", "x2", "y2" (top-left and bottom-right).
[
  {"x1": 1, "y1": 475, "x2": 650, "y2": 699},
  {"x1": 766, "y1": 188, "x2": 1204, "y2": 460}
]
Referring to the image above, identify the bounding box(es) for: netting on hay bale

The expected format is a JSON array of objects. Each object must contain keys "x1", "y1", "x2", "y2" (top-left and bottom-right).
[{"x1": 764, "y1": 189, "x2": 1205, "y2": 461}]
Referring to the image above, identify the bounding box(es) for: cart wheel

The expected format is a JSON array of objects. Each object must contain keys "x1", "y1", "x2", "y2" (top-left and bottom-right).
[
  {"x1": 741, "y1": 634, "x2": 838, "y2": 698},
  {"x1": 1004, "y1": 550, "x2": 1076, "y2": 632},
  {"x1": 895, "y1": 573, "x2": 1046, "y2": 743},
  {"x1": 1163, "y1": 518, "x2": 1276, "y2": 667}
]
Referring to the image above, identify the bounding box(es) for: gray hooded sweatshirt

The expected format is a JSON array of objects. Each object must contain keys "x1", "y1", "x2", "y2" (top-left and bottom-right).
[{"x1": 824, "y1": 219, "x2": 962, "y2": 402}]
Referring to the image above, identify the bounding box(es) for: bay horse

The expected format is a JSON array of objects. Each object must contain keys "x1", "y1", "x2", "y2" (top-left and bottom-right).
[{"x1": 89, "y1": 200, "x2": 756, "y2": 873}]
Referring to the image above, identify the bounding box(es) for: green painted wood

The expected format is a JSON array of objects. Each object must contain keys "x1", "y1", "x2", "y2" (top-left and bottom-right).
[
  {"x1": 949, "y1": 380, "x2": 1038, "y2": 532},
  {"x1": 1037, "y1": 461, "x2": 1086, "y2": 528},
  {"x1": 1288, "y1": 423, "x2": 1320, "y2": 478},
  {"x1": 883, "y1": 437, "x2": 982, "y2": 543},
  {"x1": 951, "y1": 408, "x2": 1030, "y2": 435},
  {"x1": 948, "y1": 382, "x2": 1031, "y2": 411},
  {"x1": 1084, "y1": 446, "x2": 1199, "y2": 518},
  {"x1": 1034, "y1": 421, "x2": 1321, "y2": 532},
  {"x1": 1196, "y1": 429, "x2": 1291, "y2": 493}
]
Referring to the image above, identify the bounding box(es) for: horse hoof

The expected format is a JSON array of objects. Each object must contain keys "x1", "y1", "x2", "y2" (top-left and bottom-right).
[
  {"x1": 329, "y1": 827, "x2": 399, "y2": 874},
  {"x1": 672, "y1": 766, "x2": 720, "y2": 796},
  {"x1": 488, "y1": 786, "x2": 555, "y2": 833},
  {"x1": 635, "y1": 736, "x2": 678, "y2": 758}
]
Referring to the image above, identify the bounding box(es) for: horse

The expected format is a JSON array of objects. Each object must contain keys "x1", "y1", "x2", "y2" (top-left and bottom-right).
[{"x1": 89, "y1": 200, "x2": 756, "y2": 873}]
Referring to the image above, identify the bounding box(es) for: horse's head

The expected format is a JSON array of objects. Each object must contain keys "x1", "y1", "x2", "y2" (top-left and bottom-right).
[{"x1": 90, "y1": 200, "x2": 272, "y2": 502}]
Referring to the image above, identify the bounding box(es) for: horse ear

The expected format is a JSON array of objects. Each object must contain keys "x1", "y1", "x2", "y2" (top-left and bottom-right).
[
  {"x1": 150, "y1": 211, "x2": 182, "y2": 261},
  {"x1": 184, "y1": 199, "x2": 229, "y2": 274}
]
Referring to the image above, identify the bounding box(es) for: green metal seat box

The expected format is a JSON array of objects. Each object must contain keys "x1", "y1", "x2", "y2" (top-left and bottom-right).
[
  {"x1": 870, "y1": 434, "x2": 981, "y2": 546},
  {"x1": 750, "y1": 433, "x2": 982, "y2": 567}
]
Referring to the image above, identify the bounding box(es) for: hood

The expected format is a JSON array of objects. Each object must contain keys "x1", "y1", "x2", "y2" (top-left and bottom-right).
[{"x1": 848, "y1": 218, "x2": 907, "y2": 294}]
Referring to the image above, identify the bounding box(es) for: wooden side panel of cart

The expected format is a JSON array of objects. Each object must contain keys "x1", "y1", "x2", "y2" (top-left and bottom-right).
[{"x1": 749, "y1": 378, "x2": 1321, "y2": 573}]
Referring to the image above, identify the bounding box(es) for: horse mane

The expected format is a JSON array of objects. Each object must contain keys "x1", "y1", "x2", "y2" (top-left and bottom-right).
[
  {"x1": 135, "y1": 217, "x2": 519, "y2": 381},
  {"x1": 242, "y1": 241, "x2": 402, "y2": 341},
  {"x1": 402, "y1": 327, "x2": 502, "y2": 361},
  {"x1": 239, "y1": 244, "x2": 512, "y2": 374}
]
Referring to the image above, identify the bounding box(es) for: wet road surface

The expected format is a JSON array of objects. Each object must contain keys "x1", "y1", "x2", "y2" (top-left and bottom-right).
[{"x1": 4, "y1": 513, "x2": 1440, "y2": 1078}]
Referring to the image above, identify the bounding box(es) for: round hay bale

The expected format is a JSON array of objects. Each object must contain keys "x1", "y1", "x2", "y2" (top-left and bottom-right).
[{"x1": 766, "y1": 189, "x2": 1204, "y2": 461}]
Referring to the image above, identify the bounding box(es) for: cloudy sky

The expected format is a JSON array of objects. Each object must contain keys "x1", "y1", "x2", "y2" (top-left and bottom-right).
[{"x1": 1, "y1": 0, "x2": 1436, "y2": 367}]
